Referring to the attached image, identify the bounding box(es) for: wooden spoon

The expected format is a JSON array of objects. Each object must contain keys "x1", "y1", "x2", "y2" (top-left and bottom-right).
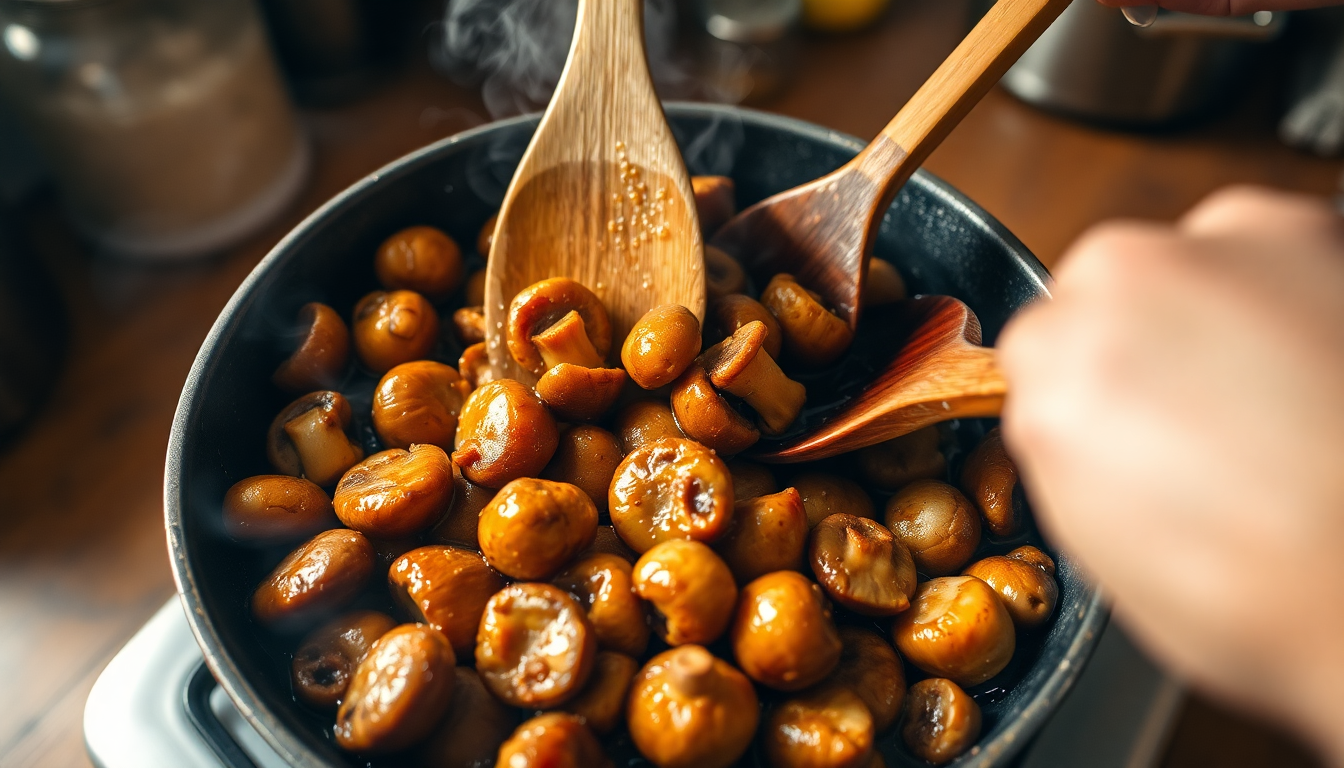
[
  {"x1": 483, "y1": 0, "x2": 704, "y2": 384},
  {"x1": 710, "y1": 0, "x2": 1071, "y2": 329},
  {"x1": 754, "y1": 296, "x2": 1003, "y2": 462}
]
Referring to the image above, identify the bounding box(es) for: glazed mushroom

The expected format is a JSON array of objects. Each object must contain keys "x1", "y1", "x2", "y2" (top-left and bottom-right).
[
  {"x1": 764, "y1": 686, "x2": 875, "y2": 768},
  {"x1": 884, "y1": 479, "x2": 982, "y2": 576},
  {"x1": 428, "y1": 465, "x2": 496, "y2": 549},
  {"x1": 701, "y1": 320, "x2": 806, "y2": 435},
  {"x1": 477, "y1": 214, "x2": 497, "y2": 257},
  {"x1": 465, "y1": 267, "x2": 488, "y2": 306},
  {"x1": 704, "y1": 245, "x2": 749, "y2": 297},
  {"x1": 809, "y1": 513, "x2": 918, "y2": 616},
  {"x1": 458, "y1": 341, "x2": 492, "y2": 388},
  {"x1": 727, "y1": 459, "x2": 777, "y2": 500},
  {"x1": 252, "y1": 529, "x2": 374, "y2": 628},
  {"x1": 452, "y1": 379, "x2": 559, "y2": 488},
  {"x1": 495, "y1": 713, "x2": 611, "y2": 768},
  {"x1": 534, "y1": 364, "x2": 627, "y2": 422},
  {"x1": 621, "y1": 304, "x2": 702, "y2": 389},
  {"x1": 333, "y1": 444, "x2": 454, "y2": 538},
  {"x1": 506, "y1": 278, "x2": 612, "y2": 375},
  {"x1": 891, "y1": 576, "x2": 1015, "y2": 686},
  {"x1": 222, "y1": 475, "x2": 335, "y2": 542},
  {"x1": 960, "y1": 426, "x2": 1024, "y2": 537},
  {"x1": 692, "y1": 175, "x2": 736, "y2": 236},
  {"x1": 553, "y1": 553, "x2": 650, "y2": 657},
  {"x1": 901, "y1": 678, "x2": 982, "y2": 765},
  {"x1": 731, "y1": 570, "x2": 842, "y2": 691},
  {"x1": 760, "y1": 273, "x2": 854, "y2": 367},
  {"x1": 793, "y1": 472, "x2": 875, "y2": 528},
  {"x1": 557, "y1": 651, "x2": 639, "y2": 734},
  {"x1": 632, "y1": 540, "x2": 738, "y2": 646},
  {"x1": 708, "y1": 292, "x2": 782, "y2": 359},
  {"x1": 861, "y1": 258, "x2": 906, "y2": 307},
  {"x1": 962, "y1": 545, "x2": 1059, "y2": 629},
  {"x1": 832, "y1": 626, "x2": 906, "y2": 732},
  {"x1": 414, "y1": 668, "x2": 518, "y2": 768},
  {"x1": 272, "y1": 302, "x2": 349, "y2": 393},
  {"x1": 856, "y1": 426, "x2": 946, "y2": 491},
  {"x1": 266, "y1": 391, "x2": 364, "y2": 487},
  {"x1": 612, "y1": 398, "x2": 684, "y2": 453},
  {"x1": 669, "y1": 364, "x2": 760, "y2": 455},
  {"x1": 388, "y1": 545, "x2": 505, "y2": 654},
  {"x1": 475, "y1": 583, "x2": 597, "y2": 708},
  {"x1": 715, "y1": 487, "x2": 809, "y2": 584},
  {"x1": 478, "y1": 477, "x2": 598, "y2": 580},
  {"x1": 370, "y1": 360, "x2": 471, "y2": 450},
  {"x1": 626, "y1": 645, "x2": 758, "y2": 768},
  {"x1": 542, "y1": 426, "x2": 623, "y2": 512},
  {"x1": 352, "y1": 289, "x2": 440, "y2": 373},
  {"x1": 290, "y1": 610, "x2": 397, "y2": 709},
  {"x1": 334, "y1": 623, "x2": 456, "y2": 754},
  {"x1": 375, "y1": 225, "x2": 463, "y2": 300},
  {"x1": 608, "y1": 437, "x2": 736, "y2": 552},
  {"x1": 452, "y1": 305, "x2": 486, "y2": 345}
]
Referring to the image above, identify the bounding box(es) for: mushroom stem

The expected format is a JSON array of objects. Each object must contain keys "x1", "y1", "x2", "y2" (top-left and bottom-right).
[
  {"x1": 703, "y1": 322, "x2": 806, "y2": 436},
  {"x1": 666, "y1": 645, "x2": 717, "y2": 697},
  {"x1": 284, "y1": 406, "x2": 363, "y2": 486},
  {"x1": 532, "y1": 311, "x2": 605, "y2": 369}
]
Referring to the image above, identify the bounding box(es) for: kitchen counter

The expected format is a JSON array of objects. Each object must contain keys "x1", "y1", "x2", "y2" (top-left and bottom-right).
[{"x1": 0, "y1": 2, "x2": 1333, "y2": 766}]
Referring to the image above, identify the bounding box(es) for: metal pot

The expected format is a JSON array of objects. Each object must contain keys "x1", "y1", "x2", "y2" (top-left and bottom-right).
[{"x1": 164, "y1": 104, "x2": 1106, "y2": 768}]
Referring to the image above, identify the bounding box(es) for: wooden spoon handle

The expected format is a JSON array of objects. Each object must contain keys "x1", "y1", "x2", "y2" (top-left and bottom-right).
[
  {"x1": 560, "y1": 0, "x2": 649, "y2": 102},
  {"x1": 850, "y1": 0, "x2": 1072, "y2": 199}
]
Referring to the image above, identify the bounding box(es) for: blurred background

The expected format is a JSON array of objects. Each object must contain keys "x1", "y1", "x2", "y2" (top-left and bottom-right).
[{"x1": 0, "y1": 1, "x2": 1338, "y2": 766}]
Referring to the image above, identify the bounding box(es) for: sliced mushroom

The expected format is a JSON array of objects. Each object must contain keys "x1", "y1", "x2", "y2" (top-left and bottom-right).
[
  {"x1": 371, "y1": 360, "x2": 471, "y2": 450},
  {"x1": 266, "y1": 391, "x2": 364, "y2": 487},
  {"x1": 478, "y1": 477, "x2": 598, "y2": 580},
  {"x1": 612, "y1": 398, "x2": 684, "y2": 454},
  {"x1": 731, "y1": 571, "x2": 842, "y2": 691},
  {"x1": 701, "y1": 320, "x2": 806, "y2": 435},
  {"x1": 861, "y1": 258, "x2": 906, "y2": 307},
  {"x1": 764, "y1": 686, "x2": 874, "y2": 768},
  {"x1": 692, "y1": 175, "x2": 736, "y2": 237},
  {"x1": 761, "y1": 273, "x2": 854, "y2": 367},
  {"x1": 901, "y1": 678, "x2": 981, "y2": 765},
  {"x1": 475, "y1": 583, "x2": 597, "y2": 708},
  {"x1": 715, "y1": 488, "x2": 809, "y2": 584},
  {"x1": 452, "y1": 305, "x2": 486, "y2": 345},
  {"x1": 495, "y1": 713, "x2": 611, "y2": 768},
  {"x1": 704, "y1": 245, "x2": 749, "y2": 298},
  {"x1": 291, "y1": 610, "x2": 397, "y2": 709},
  {"x1": 375, "y1": 225, "x2": 464, "y2": 301},
  {"x1": 553, "y1": 553, "x2": 650, "y2": 657},
  {"x1": 962, "y1": 545, "x2": 1059, "y2": 629},
  {"x1": 272, "y1": 302, "x2": 349, "y2": 393},
  {"x1": 809, "y1": 513, "x2": 917, "y2": 616},
  {"x1": 535, "y1": 364, "x2": 627, "y2": 422},
  {"x1": 458, "y1": 341, "x2": 493, "y2": 389},
  {"x1": 884, "y1": 479, "x2": 981, "y2": 576},
  {"x1": 333, "y1": 445, "x2": 455, "y2": 538},
  {"x1": 669, "y1": 364, "x2": 759, "y2": 455},
  {"x1": 708, "y1": 292, "x2": 782, "y2": 359},
  {"x1": 794, "y1": 472, "x2": 875, "y2": 528},
  {"x1": 960, "y1": 426, "x2": 1023, "y2": 537},
  {"x1": 388, "y1": 545, "x2": 505, "y2": 654},
  {"x1": 222, "y1": 475, "x2": 335, "y2": 542},
  {"x1": 857, "y1": 426, "x2": 946, "y2": 491},
  {"x1": 252, "y1": 529, "x2": 374, "y2": 628},
  {"x1": 507, "y1": 278, "x2": 612, "y2": 375},
  {"x1": 832, "y1": 626, "x2": 905, "y2": 732},
  {"x1": 557, "y1": 651, "x2": 639, "y2": 734},
  {"x1": 352, "y1": 290, "x2": 440, "y2": 374},
  {"x1": 622, "y1": 304, "x2": 702, "y2": 389},
  {"x1": 452, "y1": 379, "x2": 559, "y2": 488},
  {"x1": 891, "y1": 576, "x2": 1015, "y2": 686},
  {"x1": 608, "y1": 437, "x2": 736, "y2": 552},
  {"x1": 633, "y1": 540, "x2": 738, "y2": 646},
  {"x1": 334, "y1": 624, "x2": 456, "y2": 754}
]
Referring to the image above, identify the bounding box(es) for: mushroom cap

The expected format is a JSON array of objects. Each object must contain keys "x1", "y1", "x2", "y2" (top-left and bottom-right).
[
  {"x1": 832, "y1": 626, "x2": 906, "y2": 732},
  {"x1": 451, "y1": 306, "x2": 486, "y2": 345},
  {"x1": 458, "y1": 341, "x2": 493, "y2": 388},
  {"x1": 709, "y1": 293, "x2": 782, "y2": 359},
  {"x1": 622, "y1": 304, "x2": 702, "y2": 389},
  {"x1": 333, "y1": 444, "x2": 455, "y2": 538},
  {"x1": 334, "y1": 624, "x2": 456, "y2": 754},
  {"x1": 542, "y1": 425, "x2": 623, "y2": 512},
  {"x1": 764, "y1": 686, "x2": 874, "y2": 768},
  {"x1": 352, "y1": 289, "x2": 440, "y2": 373},
  {"x1": 608, "y1": 437, "x2": 736, "y2": 553},
  {"x1": 265, "y1": 390, "x2": 362, "y2": 485},
  {"x1": 891, "y1": 576, "x2": 1015, "y2": 687},
  {"x1": 371, "y1": 360, "x2": 471, "y2": 450},
  {"x1": 884, "y1": 480, "x2": 981, "y2": 576},
  {"x1": 715, "y1": 487, "x2": 809, "y2": 585},
  {"x1": 272, "y1": 302, "x2": 349, "y2": 393},
  {"x1": 633, "y1": 539, "x2": 738, "y2": 646},
  {"x1": 960, "y1": 426, "x2": 1022, "y2": 537},
  {"x1": 452, "y1": 379, "x2": 559, "y2": 488},
  {"x1": 475, "y1": 583, "x2": 597, "y2": 708},
  {"x1": 388, "y1": 544, "x2": 505, "y2": 654},
  {"x1": 902, "y1": 678, "x2": 982, "y2": 765},
  {"x1": 760, "y1": 273, "x2": 854, "y2": 367},
  {"x1": 291, "y1": 610, "x2": 398, "y2": 709},
  {"x1": 507, "y1": 278, "x2": 612, "y2": 375},
  {"x1": 731, "y1": 571, "x2": 842, "y2": 691},
  {"x1": 413, "y1": 668, "x2": 519, "y2": 768},
  {"x1": 613, "y1": 399, "x2": 684, "y2": 454},
  {"x1": 669, "y1": 364, "x2": 759, "y2": 456},
  {"x1": 553, "y1": 552, "x2": 650, "y2": 657},
  {"x1": 496, "y1": 713, "x2": 611, "y2": 768},
  {"x1": 374, "y1": 225, "x2": 463, "y2": 300},
  {"x1": 627, "y1": 645, "x2": 758, "y2": 768},
  {"x1": 251, "y1": 529, "x2": 374, "y2": 628},
  {"x1": 701, "y1": 320, "x2": 767, "y2": 387},
  {"x1": 222, "y1": 475, "x2": 336, "y2": 543},
  {"x1": 477, "y1": 477, "x2": 599, "y2": 581},
  {"x1": 962, "y1": 551, "x2": 1059, "y2": 629},
  {"x1": 535, "y1": 364, "x2": 627, "y2": 422},
  {"x1": 809, "y1": 513, "x2": 918, "y2": 616}
]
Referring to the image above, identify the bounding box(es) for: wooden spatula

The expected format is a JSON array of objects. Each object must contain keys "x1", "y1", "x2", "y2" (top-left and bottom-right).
[{"x1": 483, "y1": 0, "x2": 705, "y2": 384}]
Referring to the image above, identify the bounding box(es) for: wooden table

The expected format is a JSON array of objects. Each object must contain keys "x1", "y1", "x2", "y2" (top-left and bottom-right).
[{"x1": 0, "y1": 2, "x2": 1333, "y2": 766}]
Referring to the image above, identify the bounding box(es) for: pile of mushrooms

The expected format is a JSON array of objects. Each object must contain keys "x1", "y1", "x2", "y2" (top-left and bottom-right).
[{"x1": 221, "y1": 176, "x2": 1060, "y2": 768}]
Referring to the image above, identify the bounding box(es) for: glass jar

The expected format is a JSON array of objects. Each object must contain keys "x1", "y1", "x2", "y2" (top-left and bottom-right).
[{"x1": 0, "y1": 0, "x2": 308, "y2": 260}]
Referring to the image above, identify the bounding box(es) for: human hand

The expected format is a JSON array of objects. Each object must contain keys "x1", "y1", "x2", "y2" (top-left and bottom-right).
[
  {"x1": 997, "y1": 186, "x2": 1344, "y2": 764},
  {"x1": 1098, "y1": 0, "x2": 1338, "y2": 15}
]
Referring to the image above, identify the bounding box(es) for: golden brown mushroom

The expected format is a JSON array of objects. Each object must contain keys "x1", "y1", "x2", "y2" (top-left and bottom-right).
[
  {"x1": 272, "y1": 302, "x2": 349, "y2": 393},
  {"x1": 333, "y1": 444, "x2": 454, "y2": 538},
  {"x1": 475, "y1": 583, "x2": 597, "y2": 708},
  {"x1": 458, "y1": 341, "x2": 493, "y2": 388},
  {"x1": 794, "y1": 472, "x2": 875, "y2": 528},
  {"x1": 692, "y1": 175, "x2": 736, "y2": 236},
  {"x1": 728, "y1": 460, "x2": 777, "y2": 500},
  {"x1": 428, "y1": 465, "x2": 495, "y2": 549},
  {"x1": 553, "y1": 553, "x2": 650, "y2": 657},
  {"x1": 352, "y1": 290, "x2": 440, "y2": 374},
  {"x1": 901, "y1": 678, "x2": 982, "y2": 765},
  {"x1": 464, "y1": 267, "x2": 488, "y2": 306},
  {"x1": 506, "y1": 278, "x2": 612, "y2": 375},
  {"x1": 451, "y1": 305, "x2": 486, "y2": 345},
  {"x1": 388, "y1": 545, "x2": 505, "y2": 654},
  {"x1": 222, "y1": 475, "x2": 336, "y2": 542},
  {"x1": 708, "y1": 293, "x2": 782, "y2": 359},
  {"x1": 452, "y1": 379, "x2": 559, "y2": 488},
  {"x1": 704, "y1": 245, "x2": 749, "y2": 298},
  {"x1": 701, "y1": 320, "x2": 806, "y2": 435},
  {"x1": 760, "y1": 273, "x2": 854, "y2": 367},
  {"x1": 495, "y1": 713, "x2": 611, "y2": 768},
  {"x1": 626, "y1": 645, "x2": 758, "y2": 768},
  {"x1": 832, "y1": 626, "x2": 905, "y2": 732},
  {"x1": 252, "y1": 529, "x2": 374, "y2": 628},
  {"x1": 960, "y1": 426, "x2": 1023, "y2": 537},
  {"x1": 633, "y1": 540, "x2": 737, "y2": 646},
  {"x1": 856, "y1": 426, "x2": 946, "y2": 491},
  {"x1": 764, "y1": 686, "x2": 875, "y2": 768},
  {"x1": 892, "y1": 576, "x2": 1015, "y2": 686},
  {"x1": 557, "y1": 651, "x2": 639, "y2": 734},
  {"x1": 962, "y1": 545, "x2": 1059, "y2": 629},
  {"x1": 809, "y1": 513, "x2": 918, "y2": 616},
  {"x1": 534, "y1": 364, "x2": 627, "y2": 422},
  {"x1": 478, "y1": 477, "x2": 598, "y2": 580},
  {"x1": 334, "y1": 623, "x2": 456, "y2": 753},
  {"x1": 731, "y1": 570, "x2": 842, "y2": 691},
  {"x1": 543, "y1": 425, "x2": 623, "y2": 512},
  {"x1": 608, "y1": 437, "x2": 736, "y2": 552},
  {"x1": 884, "y1": 479, "x2": 981, "y2": 576},
  {"x1": 265, "y1": 391, "x2": 364, "y2": 487},
  {"x1": 621, "y1": 304, "x2": 702, "y2": 389},
  {"x1": 612, "y1": 398, "x2": 684, "y2": 453},
  {"x1": 414, "y1": 668, "x2": 518, "y2": 768},
  {"x1": 291, "y1": 610, "x2": 397, "y2": 709},
  {"x1": 371, "y1": 360, "x2": 471, "y2": 450},
  {"x1": 375, "y1": 225, "x2": 463, "y2": 300},
  {"x1": 861, "y1": 258, "x2": 906, "y2": 307},
  {"x1": 669, "y1": 364, "x2": 760, "y2": 455},
  {"x1": 715, "y1": 488, "x2": 809, "y2": 584}
]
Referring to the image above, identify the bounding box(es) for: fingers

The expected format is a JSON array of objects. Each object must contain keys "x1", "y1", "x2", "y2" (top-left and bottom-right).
[{"x1": 1179, "y1": 185, "x2": 1339, "y2": 243}]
